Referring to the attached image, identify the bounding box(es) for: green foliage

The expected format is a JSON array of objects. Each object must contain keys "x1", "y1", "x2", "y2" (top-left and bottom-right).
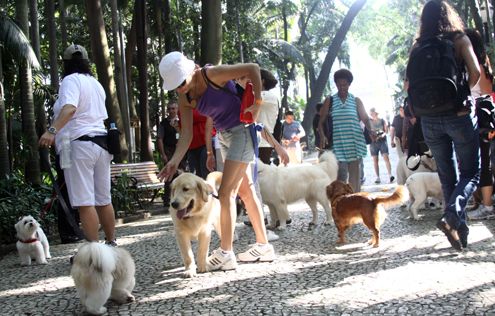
[
  {"x1": 0, "y1": 171, "x2": 56, "y2": 244},
  {"x1": 111, "y1": 173, "x2": 140, "y2": 218}
]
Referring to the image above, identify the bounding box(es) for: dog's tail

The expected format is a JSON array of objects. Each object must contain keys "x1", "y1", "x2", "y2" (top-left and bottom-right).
[
  {"x1": 76, "y1": 242, "x2": 116, "y2": 274},
  {"x1": 206, "y1": 171, "x2": 223, "y2": 193},
  {"x1": 373, "y1": 185, "x2": 409, "y2": 209},
  {"x1": 318, "y1": 151, "x2": 339, "y2": 180}
]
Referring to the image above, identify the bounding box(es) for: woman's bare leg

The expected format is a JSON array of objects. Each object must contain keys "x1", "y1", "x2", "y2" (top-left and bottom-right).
[
  {"x1": 238, "y1": 166, "x2": 268, "y2": 244},
  {"x1": 217, "y1": 159, "x2": 248, "y2": 251}
]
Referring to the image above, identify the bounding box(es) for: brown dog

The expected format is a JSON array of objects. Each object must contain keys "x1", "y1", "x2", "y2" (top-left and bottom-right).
[{"x1": 326, "y1": 180, "x2": 409, "y2": 247}]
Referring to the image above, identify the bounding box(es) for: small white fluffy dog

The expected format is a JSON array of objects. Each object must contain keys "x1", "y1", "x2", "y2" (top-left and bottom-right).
[
  {"x1": 169, "y1": 171, "x2": 230, "y2": 277},
  {"x1": 396, "y1": 155, "x2": 437, "y2": 185},
  {"x1": 71, "y1": 242, "x2": 136, "y2": 315},
  {"x1": 405, "y1": 172, "x2": 443, "y2": 220},
  {"x1": 15, "y1": 215, "x2": 51, "y2": 265},
  {"x1": 257, "y1": 151, "x2": 338, "y2": 229}
]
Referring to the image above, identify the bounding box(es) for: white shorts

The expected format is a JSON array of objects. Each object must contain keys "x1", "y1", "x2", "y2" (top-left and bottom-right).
[{"x1": 64, "y1": 140, "x2": 113, "y2": 207}]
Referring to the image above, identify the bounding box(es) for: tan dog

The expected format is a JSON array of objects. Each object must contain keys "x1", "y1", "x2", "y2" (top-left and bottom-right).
[
  {"x1": 170, "y1": 172, "x2": 232, "y2": 277},
  {"x1": 326, "y1": 180, "x2": 408, "y2": 247}
]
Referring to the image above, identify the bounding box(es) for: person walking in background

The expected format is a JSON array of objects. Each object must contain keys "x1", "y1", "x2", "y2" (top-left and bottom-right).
[
  {"x1": 38, "y1": 44, "x2": 116, "y2": 245},
  {"x1": 318, "y1": 68, "x2": 372, "y2": 192},
  {"x1": 282, "y1": 110, "x2": 306, "y2": 164},
  {"x1": 390, "y1": 105, "x2": 406, "y2": 158},
  {"x1": 465, "y1": 28, "x2": 495, "y2": 221},
  {"x1": 157, "y1": 102, "x2": 186, "y2": 206},
  {"x1": 407, "y1": 0, "x2": 480, "y2": 250},
  {"x1": 184, "y1": 109, "x2": 212, "y2": 180},
  {"x1": 158, "y1": 51, "x2": 275, "y2": 271},
  {"x1": 256, "y1": 69, "x2": 280, "y2": 164},
  {"x1": 369, "y1": 108, "x2": 394, "y2": 184}
]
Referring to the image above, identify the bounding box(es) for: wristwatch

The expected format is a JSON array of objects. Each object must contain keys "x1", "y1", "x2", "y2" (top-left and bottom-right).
[{"x1": 47, "y1": 126, "x2": 57, "y2": 135}]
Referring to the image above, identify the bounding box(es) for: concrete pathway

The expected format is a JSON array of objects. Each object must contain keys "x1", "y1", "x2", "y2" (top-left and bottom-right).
[{"x1": 1, "y1": 144, "x2": 494, "y2": 315}]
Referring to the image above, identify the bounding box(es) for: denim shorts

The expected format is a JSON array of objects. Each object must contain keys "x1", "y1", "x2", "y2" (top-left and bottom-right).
[
  {"x1": 370, "y1": 139, "x2": 389, "y2": 156},
  {"x1": 218, "y1": 124, "x2": 255, "y2": 163}
]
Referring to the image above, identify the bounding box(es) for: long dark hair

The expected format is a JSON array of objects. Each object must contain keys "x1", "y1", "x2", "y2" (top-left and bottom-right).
[
  {"x1": 62, "y1": 53, "x2": 92, "y2": 78},
  {"x1": 417, "y1": 0, "x2": 464, "y2": 40},
  {"x1": 465, "y1": 28, "x2": 494, "y2": 82}
]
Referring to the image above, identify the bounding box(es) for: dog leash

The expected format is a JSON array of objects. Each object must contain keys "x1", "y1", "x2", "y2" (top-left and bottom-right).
[{"x1": 41, "y1": 154, "x2": 85, "y2": 239}]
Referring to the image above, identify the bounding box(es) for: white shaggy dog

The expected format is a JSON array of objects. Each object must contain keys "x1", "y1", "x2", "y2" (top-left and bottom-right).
[
  {"x1": 71, "y1": 242, "x2": 136, "y2": 315},
  {"x1": 405, "y1": 172, "x2": 443, "y2": 220},
  {"x1": 257, "y1": 151, "x2": 338, "y2": 229},
  {"x1": 396, "y1": 154, "x2": 437, "y2": 185},
  {"x1": 15, "y1": 215, "x2": 51, "y2": 265}
]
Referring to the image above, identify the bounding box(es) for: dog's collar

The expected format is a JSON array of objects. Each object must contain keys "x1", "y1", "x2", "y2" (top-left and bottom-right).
[{"x1": 19, "y1": 238, "x2": 38, "y2": 244}]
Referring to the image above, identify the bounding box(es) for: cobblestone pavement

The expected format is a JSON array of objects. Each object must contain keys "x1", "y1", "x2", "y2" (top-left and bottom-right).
[{"x1": 1, "y1": 148, "x2": 495, "y2": 315}]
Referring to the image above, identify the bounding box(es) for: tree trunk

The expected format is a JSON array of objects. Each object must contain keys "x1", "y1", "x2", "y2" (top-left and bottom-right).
[
  {"x1": 301, "y1": 0, "x2": 367, "y2": 133},
  {"x1": 200, "y1": 0, "x2": 222, "y2": 65},
  {"x1": 46, "y1": 0, "x2": 59, "y2": 92},
  {"x1": 84, "y1": 0, "x2": 128, "y2": 162},
  {"x1": 0, "y1": 48, "x2": 10, "y2": 179},
  {"x1": 59, "y1": 0, "x2": 68, "y2": 48},
  {"x1": 30, "y1": 0, "x2": 50, "y2": 172},
  {"x1": 17, "y1": 0, "x2": 41, "y2": 185},
  {"x1": 135, "y1": 0, "x2": 153, "y2": 161},
  {"x1": 110, "y1": 0, "x2": 131, "y2": 162}
]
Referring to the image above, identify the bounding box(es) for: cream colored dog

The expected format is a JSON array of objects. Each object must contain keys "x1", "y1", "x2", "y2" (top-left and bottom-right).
[
  {"x1": 257, "y1": 151, "x2": 338, "y2": 229},
  {"x1": 71, "y1": 242, "x2": 135, "y2": 315},
  {"x1": 170, "y1": 171, "x2": 231, "y2": 278},
  {"x1": 405, "y1": 172, "x2": 443, "y2": 220},
  {"x1": 396, "y1": 155, "x2": 437, "y2": 185}
]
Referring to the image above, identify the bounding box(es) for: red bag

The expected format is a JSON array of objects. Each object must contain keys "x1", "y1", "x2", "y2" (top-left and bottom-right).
[{"x1": 240, "y1": 82, "x2": 255, "y2": 123}]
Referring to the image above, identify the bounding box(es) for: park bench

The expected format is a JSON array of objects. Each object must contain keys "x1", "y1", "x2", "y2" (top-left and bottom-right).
[{"x1": 110, "y1": 161, "x2": 163, "y2": 208}]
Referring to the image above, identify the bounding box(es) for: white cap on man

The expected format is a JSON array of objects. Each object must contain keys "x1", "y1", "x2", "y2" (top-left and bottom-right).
[{"x1": 159, "y1": 51, "x2": 195, "y2": 91}]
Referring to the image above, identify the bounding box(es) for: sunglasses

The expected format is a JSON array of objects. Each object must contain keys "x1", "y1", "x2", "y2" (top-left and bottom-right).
[{"x1": 177, "y1": 79, "x2": 186, "y2": 89}]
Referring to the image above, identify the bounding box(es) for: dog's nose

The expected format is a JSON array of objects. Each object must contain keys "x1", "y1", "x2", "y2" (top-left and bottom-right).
[{"x1": 171, "y1": 201, "x2": 179, "y2": 209}]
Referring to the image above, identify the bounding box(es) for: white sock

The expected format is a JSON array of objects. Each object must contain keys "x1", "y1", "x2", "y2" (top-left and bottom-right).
[
  {"x1": 220, "y1": 248, "x2": 233, "y2": 256},
  {"x1": 484, "y1": 205, "x2": 493, "y2": 211},
  {"x1": 256, "y1": 243, "x2": 269, "y2": 248}
]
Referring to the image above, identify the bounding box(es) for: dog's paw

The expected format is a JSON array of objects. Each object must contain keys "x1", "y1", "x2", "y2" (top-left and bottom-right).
[
  {"x1": 183, "y1": 269, "x2": 197, "y2": 278},
  {"x1": 126, "y1": 294, "x2": 135, "y2": 302}
]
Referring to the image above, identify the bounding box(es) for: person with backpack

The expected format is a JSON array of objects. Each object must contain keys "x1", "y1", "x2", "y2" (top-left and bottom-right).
[
  {"x1": 369, "y1": 108, "x2": 394, "y2": 184},
  {"x1": 157, "y1": 51, "x2": 276, "y2": 271},
  {"x1": 406, "y1": 0, "x2": 481, "y2": 251},
  {"x1": 465, "y1": 28, "x2": 495, "y2": 221}
]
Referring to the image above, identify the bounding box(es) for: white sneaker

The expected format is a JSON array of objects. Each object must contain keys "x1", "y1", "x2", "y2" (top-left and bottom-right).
[
  {"x1": 468, "y1": 205, "x2": 495, "y2": 220},
  {"x1": 374, "y1": 178, "x2": 381, "y2": 184},
  {"x1": 206, "y1": 248, "x2": 237, "y2": 271},
  {"x1": 266, "y1": 230, "x2": 279, "y2": 242},
  {"x1": 237, "y1": 243, "x2": 275, "y2": 262}
]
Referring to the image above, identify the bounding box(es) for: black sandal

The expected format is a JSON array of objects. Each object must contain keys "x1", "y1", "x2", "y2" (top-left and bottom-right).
[{"x1": 436, "y1": 218, "x2": 462, "y2": 251}]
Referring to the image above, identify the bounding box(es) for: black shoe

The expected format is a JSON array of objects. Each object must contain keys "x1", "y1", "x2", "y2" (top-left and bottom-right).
[
  {"x1": 436, "y1": 218, "x2": 462, "y2": 251},
  {"x1": 60, "y1": 235, "x2": 84, "y2": 244},
  {"x1": 458, "y1": 224, "x2": 469, "y2": 249},
  {"x1": 275, "y1": 218, "x2": 293, "y2": 227},
  {"x1": 244, "y1": 218, "x2": 268, "y2": 227}
]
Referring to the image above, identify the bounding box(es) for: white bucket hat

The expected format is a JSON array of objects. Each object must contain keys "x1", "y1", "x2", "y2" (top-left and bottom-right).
[{"x1": 159, "y1": 51, "x2": 195, "y2": 91}]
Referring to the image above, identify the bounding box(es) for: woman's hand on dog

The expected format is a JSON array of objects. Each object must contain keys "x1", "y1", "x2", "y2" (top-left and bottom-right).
[{"x1": 158, "y1": 160, "x2": 178, "y2": 182}]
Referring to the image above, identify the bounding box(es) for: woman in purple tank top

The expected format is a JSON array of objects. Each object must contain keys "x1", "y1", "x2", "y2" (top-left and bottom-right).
[{"x1": 157, "y1": 51, "x2": 276, "y2": 272}]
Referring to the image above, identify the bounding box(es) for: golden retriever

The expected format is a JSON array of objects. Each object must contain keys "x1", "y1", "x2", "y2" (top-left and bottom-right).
[
  {"x1": 326, "y1": 180, "x2": 408, "y2": 247},
  {"x1": 170, "y1": 171, "x2": 232, "y2": 277}
]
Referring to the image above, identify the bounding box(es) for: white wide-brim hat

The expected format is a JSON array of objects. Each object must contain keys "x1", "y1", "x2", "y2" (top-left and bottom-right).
[{"x1": 159, "y1": 51, "x2": 195, "y2": 91}]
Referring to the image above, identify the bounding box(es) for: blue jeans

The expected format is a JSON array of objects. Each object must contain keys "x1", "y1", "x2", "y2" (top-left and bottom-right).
[
  {"x1": 421, "y1": 114, "x2": 480, "y2": 230},
  {"x1": 187, "y1": 145, "x2": 208, "y2": 179}
]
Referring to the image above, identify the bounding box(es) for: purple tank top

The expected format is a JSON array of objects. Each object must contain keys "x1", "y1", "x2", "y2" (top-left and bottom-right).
[{"x1": 195, "y1": 80, "x2": 242, "y2": 131}]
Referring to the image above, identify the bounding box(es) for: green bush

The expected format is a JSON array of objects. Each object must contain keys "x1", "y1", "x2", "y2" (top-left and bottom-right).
[
  {"x1": 0, "y1": 172, "x2": 57, "y2": 244},
  {"x1": 111, "y1": 173, "x2": 140, "y2": 218}
]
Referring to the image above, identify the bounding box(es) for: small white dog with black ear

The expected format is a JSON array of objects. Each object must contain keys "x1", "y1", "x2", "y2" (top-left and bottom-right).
[
  {"x1": 71, "y1": 242, "x2": 136, "y2": 315},
  {"x1": 15, "y1": 215, "x2": 51, "y2": 265},
  {"x1": 405, "y1": 172, "x2": 443, "y2": 220}
]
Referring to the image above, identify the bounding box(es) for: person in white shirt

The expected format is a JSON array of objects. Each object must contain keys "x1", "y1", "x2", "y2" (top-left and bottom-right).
[{"x1": 39, "y1": 44, "x2": 116, "y2": 245}]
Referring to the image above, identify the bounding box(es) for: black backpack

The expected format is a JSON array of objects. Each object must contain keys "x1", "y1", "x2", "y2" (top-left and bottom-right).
[{"x1": 406, "y1": 36, "x2": 469, "y2": 117}]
